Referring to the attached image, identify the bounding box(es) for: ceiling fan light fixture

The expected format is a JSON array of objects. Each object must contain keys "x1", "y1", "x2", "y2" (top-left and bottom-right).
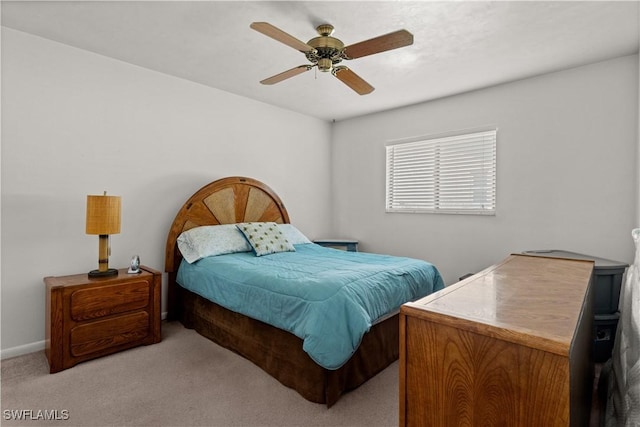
[{"x1": 317, "y1": 58, "x2": 332, "y2": 72}]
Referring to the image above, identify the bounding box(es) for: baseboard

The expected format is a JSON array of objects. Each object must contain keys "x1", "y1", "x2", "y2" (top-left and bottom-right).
[
  {"x1": 1, "y1": 312, "x2": 169, "y2": 360},
  {"x1": 1, "y1": 340, "x2": 45, "y2": 360}
]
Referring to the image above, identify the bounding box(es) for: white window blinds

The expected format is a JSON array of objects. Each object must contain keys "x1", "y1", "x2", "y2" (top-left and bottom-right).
[{"x1": 386, "y1": 129, "x2": 497, "y2": 215}]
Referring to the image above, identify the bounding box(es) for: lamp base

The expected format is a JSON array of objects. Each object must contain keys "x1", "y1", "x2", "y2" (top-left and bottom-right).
[{"x1": 88, "y1": 268, "x2": 119, "y2": 278}]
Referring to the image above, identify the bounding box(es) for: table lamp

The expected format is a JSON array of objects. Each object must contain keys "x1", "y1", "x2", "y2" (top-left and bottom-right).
[{"x1": 86, "y1": 191, "x2": 121, "y2": 277}]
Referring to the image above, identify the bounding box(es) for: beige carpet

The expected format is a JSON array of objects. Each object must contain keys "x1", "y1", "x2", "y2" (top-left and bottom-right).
[{"x1": 1, "y1": 321, "x2": 398, "y2": 427}]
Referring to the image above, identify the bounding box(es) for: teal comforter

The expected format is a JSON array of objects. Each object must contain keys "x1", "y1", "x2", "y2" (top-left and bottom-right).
[{"x1": 176, "y1": 243, "x2": 444, "y2": 369}]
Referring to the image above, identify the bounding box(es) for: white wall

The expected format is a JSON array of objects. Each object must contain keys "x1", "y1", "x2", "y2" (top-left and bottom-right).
[
  {"x1": 332, "y1": 55, "x2": 639, "y2": 285},
  {"x1": 2, "y1": 26, "x2": 639, "y2": 357},
  {"x1": 1, "y1": 28, "x2": 332, "y2": 355}
]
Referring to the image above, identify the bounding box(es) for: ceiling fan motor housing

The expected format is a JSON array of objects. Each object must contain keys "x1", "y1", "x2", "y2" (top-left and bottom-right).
[{"x1": 305, "y1": 24, "x2": 345, "y2": 71}]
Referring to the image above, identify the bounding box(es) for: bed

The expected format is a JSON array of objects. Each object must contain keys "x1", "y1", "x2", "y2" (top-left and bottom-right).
[{"x1": 165, "y1": 176, "x2": 444, "y2": 406}]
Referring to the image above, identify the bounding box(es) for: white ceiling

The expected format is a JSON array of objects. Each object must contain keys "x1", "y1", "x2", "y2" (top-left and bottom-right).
[{"x1": 2, "y1": 1, "x2": 639, "y2": 122}]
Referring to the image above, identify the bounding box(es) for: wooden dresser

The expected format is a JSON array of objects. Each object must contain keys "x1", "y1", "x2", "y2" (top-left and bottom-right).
[
  {"x1": 400, "y1": 254, "x2": 594, "y2": 427},
  {"x1": 45, "y1": 266, "x2": 162, "y2": 373}
]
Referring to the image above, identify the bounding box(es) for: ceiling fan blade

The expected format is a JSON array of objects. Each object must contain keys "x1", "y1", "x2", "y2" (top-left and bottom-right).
[
  {"x1": 331, "y1": 66, "x2": 374, "y2": 95},
  {"x1": 260, "y1": 65, "x2": 313, "y2": 85},
  {"x1": 343, "y1": 29, "x2": 413, "y2": 59},
  {"x1": 250, "y1": 22, "x2": 315, "y2": 53}
]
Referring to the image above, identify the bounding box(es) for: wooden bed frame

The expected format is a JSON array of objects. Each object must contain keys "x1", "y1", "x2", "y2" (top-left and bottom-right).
[{"x1": 164, "y1": 176, "x2": 400, "y2": 406}]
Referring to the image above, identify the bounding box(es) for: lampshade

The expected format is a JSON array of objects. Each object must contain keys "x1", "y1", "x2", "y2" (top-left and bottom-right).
[
  {"x1": 86, "y1": 194, "x2": 121, "y2": 235},
  {"x1": 86, "y1": 192, "x2": 121, "y2": 278}
]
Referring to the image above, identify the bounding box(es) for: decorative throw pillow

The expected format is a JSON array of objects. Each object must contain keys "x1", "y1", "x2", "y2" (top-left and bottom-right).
[
  {"x1": 236, "y1": 222, "x2": 295, "y2": 256},
  {"x1": 277, "y1": 224, "x2": 312, "y2": 245},
  {"x1": 177, "y1": 224, "x2": 252, "y2": 263}
]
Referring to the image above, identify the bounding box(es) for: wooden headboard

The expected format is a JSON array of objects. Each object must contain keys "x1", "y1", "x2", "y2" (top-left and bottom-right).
[
  {"x1": 164, "y1": 176, "x2": 290, "y2": 274},
  {"x1": 164, "y1": 176, "x2": 289, "y2": 320}
]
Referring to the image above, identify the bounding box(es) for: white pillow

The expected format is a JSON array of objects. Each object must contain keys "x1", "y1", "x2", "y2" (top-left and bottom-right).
[
  {"x1": 278, "y1": 224, "x2": 312, "y2": 245},
  {"x1": 177, "y1": 224, "x2": 252, "y2": 263}
]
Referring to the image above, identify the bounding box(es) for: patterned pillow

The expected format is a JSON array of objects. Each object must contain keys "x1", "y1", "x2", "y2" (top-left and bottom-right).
[
  {"x1": 236, "y1": 222, "x2": 295, "y2": 256},
  {"x1": 177, "y1": 224, "x2": 252, "y2": 263}
]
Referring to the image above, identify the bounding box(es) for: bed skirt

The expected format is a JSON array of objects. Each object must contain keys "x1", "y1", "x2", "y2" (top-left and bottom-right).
[{"x1": 176, "y1": 286, "x2": 399, "y2": 407}]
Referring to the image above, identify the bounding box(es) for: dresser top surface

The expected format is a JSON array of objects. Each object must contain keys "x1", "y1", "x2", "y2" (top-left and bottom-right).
[{"x1": 403, "y1": 254, "x2": 594, "y2": 354}]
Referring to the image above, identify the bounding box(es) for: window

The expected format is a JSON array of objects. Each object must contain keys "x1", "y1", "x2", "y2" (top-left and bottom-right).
[{"x1": 386, "y1": 129, "x2": 496, "y2": 215}]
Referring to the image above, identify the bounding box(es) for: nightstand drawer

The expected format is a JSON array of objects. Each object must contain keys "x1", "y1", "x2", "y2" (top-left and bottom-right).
[
  {"x1": 70, "y1": 311, "x2": 149, "y2": 357},
  {"x1": 71, "y1": 281, "x2": 149, "y2": 321}
]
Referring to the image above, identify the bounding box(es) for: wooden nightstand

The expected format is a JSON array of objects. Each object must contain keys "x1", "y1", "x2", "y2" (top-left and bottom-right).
[
  {"x1": 45, "y1": 266, "x2": 161, "y2": 373},
  {"x1": 313, "y1": 239, "x2": 359, "y2": 252}
]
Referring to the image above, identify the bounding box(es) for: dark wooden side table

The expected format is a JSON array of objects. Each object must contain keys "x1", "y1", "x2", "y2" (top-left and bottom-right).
[
  {"x1": 45, "y1": 265, "x2": 161, "y2": 373},
  {"x1": 313, "y1": 239, "x2": 359, "y2": 252}
]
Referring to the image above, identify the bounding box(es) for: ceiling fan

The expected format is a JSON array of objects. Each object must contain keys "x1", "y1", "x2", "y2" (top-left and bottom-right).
[{"x1": 250, "y1": 22, "x2": 414, "y2": 95}]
